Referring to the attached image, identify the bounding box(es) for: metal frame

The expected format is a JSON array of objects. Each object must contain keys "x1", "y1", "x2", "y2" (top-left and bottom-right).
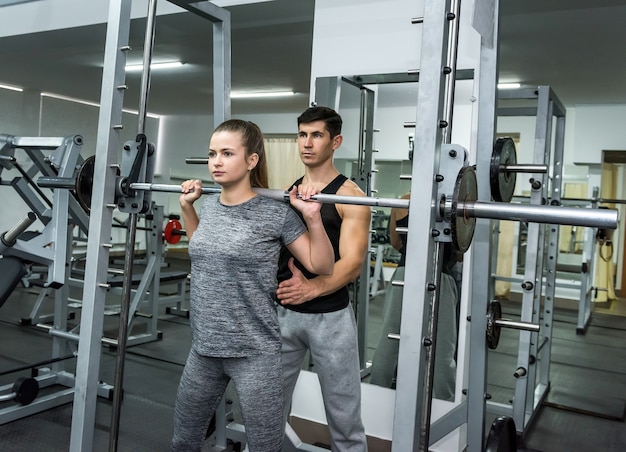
[
  {"x1": 69, "y1": 1, "x2": 230, "y2": 450},
  {"x1": 0, "y1": 135, "x2": 112, "y2": 426},
  {"x1": 487, "y1": 85, "x2": 567, "y2": 438}
]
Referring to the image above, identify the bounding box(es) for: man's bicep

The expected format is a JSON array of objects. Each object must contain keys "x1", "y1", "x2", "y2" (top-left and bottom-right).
[{"x1": 338, "y1": 203, "x2": 371, "y2": 265}]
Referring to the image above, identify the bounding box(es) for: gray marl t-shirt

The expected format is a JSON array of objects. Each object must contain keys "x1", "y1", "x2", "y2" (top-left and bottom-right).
[{"x1": 187, "y1": 194, "x2": 306, "y2": 357}]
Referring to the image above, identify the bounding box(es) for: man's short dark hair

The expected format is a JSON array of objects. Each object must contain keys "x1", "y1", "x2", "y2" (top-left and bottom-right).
[{"x1": 297, "y1": 106, "x2": 342, "y2": 138}]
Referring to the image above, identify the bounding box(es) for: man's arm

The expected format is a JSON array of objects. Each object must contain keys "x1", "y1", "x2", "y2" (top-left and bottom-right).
[
  {"x1": 389, "y1": 192, "x2": 410, "y2": 252},
  {"x1": 277, "y1": 183, "x2": 371, "y2": 305}
]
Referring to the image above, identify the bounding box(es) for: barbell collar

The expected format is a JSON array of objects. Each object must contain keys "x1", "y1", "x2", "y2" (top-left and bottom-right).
[
  {"x1": 461, "y1": 200, "x2": 618, "y2": 229},
  {"x1": 494, "y1": 318, "x2": 540, "y2": 333}
]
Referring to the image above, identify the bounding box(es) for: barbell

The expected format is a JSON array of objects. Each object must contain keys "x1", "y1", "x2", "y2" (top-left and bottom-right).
[
  {"x1": 37, "y1": 163, "x2": 618, "y2": 253},
  {"x1": 130, "y1": 173, "x2": 617, "y2": 247}
]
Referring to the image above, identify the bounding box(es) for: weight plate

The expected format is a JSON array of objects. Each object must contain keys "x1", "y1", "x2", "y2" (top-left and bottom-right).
[
  {"x1": 451, "y1": 166, "x2": 477, "y2": 253},
  {"x1": 75, "y1": 155, "x2": 95, "y2": 213},
  {"x1": 164, "y1": 219, "x2": 183, "y2": 244},
  {"x1": 490, "y1": 137, "x2": 517, "y2": 203},
  {"x1": 12, "y1": 377, "x2": 39, "y2": 405},
  {"x1": 487, "y1": 300, "x2": 502, "y2": 350}
]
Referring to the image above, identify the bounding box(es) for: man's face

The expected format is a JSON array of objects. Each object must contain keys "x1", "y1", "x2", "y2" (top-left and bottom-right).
[{"x1": 297, "y1": 120, "x2": 341, "y2": 167}]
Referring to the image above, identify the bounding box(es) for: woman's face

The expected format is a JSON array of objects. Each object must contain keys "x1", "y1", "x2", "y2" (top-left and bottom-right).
[{"x1": 208, "y1": 130, "x2": 257, "y2": 187}]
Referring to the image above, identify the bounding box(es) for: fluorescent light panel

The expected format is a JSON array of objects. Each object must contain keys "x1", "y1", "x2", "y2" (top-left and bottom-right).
[
  {"x1": 498, "y1": 82, "x2": 521, "y2": 89},
  {"x1": 230, "y1": 91, "x2": 295, "y2": 99},
  {"x1": 41, "y1": 92, "x2": 160, "y2": 119},
  {"x1": 0, "y1": 83, "x2": 23, "y2": 92},
  {"x1": 125, "y1": 61, "x2": 184, "y2": 72}
]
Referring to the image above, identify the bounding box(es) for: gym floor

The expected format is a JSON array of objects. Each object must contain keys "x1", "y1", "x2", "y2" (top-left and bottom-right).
[{"x1": 1, "y1": 254, "x2": 625, "y2": 451}]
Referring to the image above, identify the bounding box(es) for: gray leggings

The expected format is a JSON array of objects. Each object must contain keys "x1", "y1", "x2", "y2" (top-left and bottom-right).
[
  {"x1": 171, "y1": 348, "x2": 283, "y2": 452},
  {"x1": 279, "y1": 305, "x2": 367, "y2": 452}
]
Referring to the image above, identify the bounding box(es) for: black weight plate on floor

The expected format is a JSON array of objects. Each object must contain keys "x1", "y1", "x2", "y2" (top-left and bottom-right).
[{"x1": 12, "y1": 377, "x2": 39, "y2": 405}]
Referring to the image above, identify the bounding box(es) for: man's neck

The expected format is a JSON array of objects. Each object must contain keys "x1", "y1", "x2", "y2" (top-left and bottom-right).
[{"x1": 303, "y1": 161, "x2": 339, "y2": 186}]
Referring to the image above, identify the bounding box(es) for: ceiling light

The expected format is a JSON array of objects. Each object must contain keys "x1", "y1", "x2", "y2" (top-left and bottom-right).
[
  {"x1": 230, "y1": 91, "x2": 295, "y2": 99},
  {"x1": 497, "y1": 82, "x2": 521, "y2": 90},
  {"x1": 0, "y1": 83, "x2": 23, "y2": 92},
  {"x1": 125, "y1": 61, "x2": 184, "y2": 72},
  {"x1": 41, "y1": 92, "x2": 160, "y2": 118},
  {"x1": 0, "y1": 0, "x2": 42, "y2": 6}
]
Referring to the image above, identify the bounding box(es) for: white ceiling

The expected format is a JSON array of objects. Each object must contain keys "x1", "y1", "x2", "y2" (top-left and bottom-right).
[{"x1": 0, "y1": 0, "x2": 625, "y2": 117}]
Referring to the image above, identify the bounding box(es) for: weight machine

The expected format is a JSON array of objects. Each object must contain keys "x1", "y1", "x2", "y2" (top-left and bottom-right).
[
  {"x1": 31, "y1": 1, "x2": 617, "y2": 451},
  {"x1": 0, "y1": 133, "x2": 114, "y2": 426}
]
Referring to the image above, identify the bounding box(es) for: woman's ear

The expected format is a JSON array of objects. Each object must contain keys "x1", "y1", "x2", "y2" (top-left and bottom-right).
[{"x1": 248, "y1": 153, "x2": 259, "y2": 171}]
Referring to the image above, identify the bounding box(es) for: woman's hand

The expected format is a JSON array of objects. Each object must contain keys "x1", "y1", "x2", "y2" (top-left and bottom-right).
[
  {"x1": 288, "y1": 184, "x2": 322, "y2": 220},
  {"x1": 180, "y1": 179, "x2": 202, "y2": 206}
]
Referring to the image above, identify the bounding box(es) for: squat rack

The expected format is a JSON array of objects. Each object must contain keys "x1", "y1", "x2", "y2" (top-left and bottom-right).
[
  {"x1": 63, "y1": 0, "x2": 618, "y2": 451},
  {"x1": 69, "y1": 1, "x2": 230, "y2": 451}
]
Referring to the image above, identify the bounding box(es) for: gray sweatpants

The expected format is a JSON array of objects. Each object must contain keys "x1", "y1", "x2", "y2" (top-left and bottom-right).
[
  {"x1": 279, "y1": 305, "x2": 368, "y2": 452},
  {"x1": 171, "y1": 347, "x2": 283, "y2": 452}
]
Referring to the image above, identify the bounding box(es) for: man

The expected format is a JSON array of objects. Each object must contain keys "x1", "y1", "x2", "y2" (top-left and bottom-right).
[{"x1": 276, "y1": 106, "x2": 371, "y2": 451}]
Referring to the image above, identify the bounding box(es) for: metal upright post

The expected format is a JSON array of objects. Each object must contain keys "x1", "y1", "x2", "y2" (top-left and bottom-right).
[
  {"x1": 392, "y1": 0, "x2": 455, "y2": 449},
  {"x1": 467, "y1": 0, "x2": 500, "y2": 450},
  {"x1": 70, "y1": 1, "x2": 132, "y2": 450},
  {"x1": 109, "y1": 0, "x2": 158, "y2": 449},
  {"x1": 355, "y1": 87, "x2": 375, "y2": 373},
  {"x1": 539, "y1": 89, "x2": 567, "y2": 396},
  {"x1": 512, "y1": 86, "x2": 552, "y2": 432}
]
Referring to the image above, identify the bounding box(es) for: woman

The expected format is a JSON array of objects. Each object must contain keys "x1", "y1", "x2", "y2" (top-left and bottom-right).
[{"x1": 171, "y1": 119, "x2": 334, "y2": 451}]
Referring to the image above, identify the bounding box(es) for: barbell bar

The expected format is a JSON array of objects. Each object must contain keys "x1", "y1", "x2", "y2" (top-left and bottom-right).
[{"x1": 129, "y1": 182, "x2": 618, "y2": 230}]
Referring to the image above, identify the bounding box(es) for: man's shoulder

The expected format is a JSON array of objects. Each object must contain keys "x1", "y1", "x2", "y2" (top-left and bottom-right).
[{"x1": 336, "y1": 177, "x2": 366, "y2": 197}]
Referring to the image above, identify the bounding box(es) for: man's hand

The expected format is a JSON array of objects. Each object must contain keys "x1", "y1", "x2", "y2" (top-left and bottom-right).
[{"x1": 276, "y1": 258, "x2": 317, "y2": 305}]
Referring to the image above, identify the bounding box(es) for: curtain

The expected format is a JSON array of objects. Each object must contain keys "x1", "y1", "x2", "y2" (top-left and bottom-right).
[
  {"x1": 495, "y1": 220, "x2": 515, "y2": 298},
  {"x1": 264, "y1": 137, "x2": 305, "y2": 189}
]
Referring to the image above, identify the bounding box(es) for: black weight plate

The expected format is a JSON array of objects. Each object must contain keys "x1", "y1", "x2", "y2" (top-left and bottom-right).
[
  {"x1": 12, "y1": 377, "x2": 39, "y2": 405},
  {"x1": 487, "y1": 300, "x2": 502, "y2": 350},
  {"x1": 490, "y1": 137, "x2": 517, "y2": 203},
  {"x1": 486, "y1": 416, "x2": 517, "y2": 452},
  {"x1": 75, "y1": 155, "x2": 95, "y2": 213},
  {"x1": 451, "y1": 166, "x2": 477, "y2": 253}
]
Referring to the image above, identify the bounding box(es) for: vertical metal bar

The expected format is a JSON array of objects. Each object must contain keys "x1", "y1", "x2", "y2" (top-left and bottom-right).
[
  {"x1": 137, "y1": 0, "x2": 158, "y2": 134},
  {"x1": 467, "y1": 0, "x2": 500, "y2": 450},
  {"x1": 109, "y1": 2, "x2": 158, "y2": 449},
  {"x1": 70, "y1": 1, "x2": 132, "y2": 451},
  {"x1": 578, "y1": 186, "x2": 598, "y2": 331},
  {"x1": 392, "y1": 1, "x2": 451, "y2": 450},
  {"x1": 512, "y1": 85, "x2": 550, "y2": 432},
  {"x1": 213, "y1": 8, "x2": 231, "y2": 125},
  {"x1": 442, "y1": 0, "x2": 461, "y2": 145},
  {"x1": 540, "y1": 100, "x2": 566, "y2": 389},
  {"x1": 314, "y1": 76, "x2": 341, "y2": 110},
  {"x1": 355, "y1": 88, "x2": 375, "y2": 372}
]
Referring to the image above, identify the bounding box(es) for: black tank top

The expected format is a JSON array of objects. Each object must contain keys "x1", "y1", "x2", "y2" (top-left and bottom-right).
[
  {"x1": 277, "y1": 174, "x2": 349, "y2": 313},
  {"x1": 396, "y1": 214, "x2": 409, "y2": 267}
]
